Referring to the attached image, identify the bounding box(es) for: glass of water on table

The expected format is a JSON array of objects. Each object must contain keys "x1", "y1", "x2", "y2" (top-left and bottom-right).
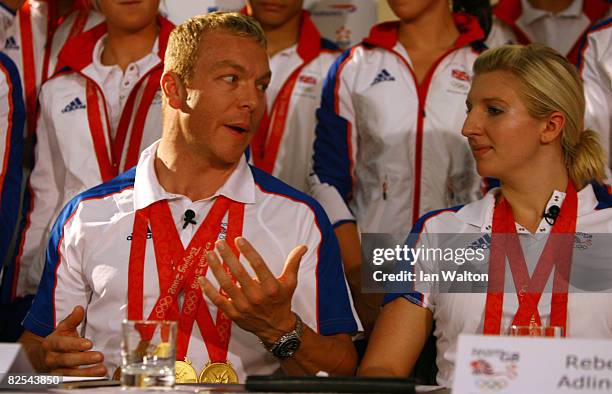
[{"x1": 120, "y1": 320, "x2": 177, "y2": 388}]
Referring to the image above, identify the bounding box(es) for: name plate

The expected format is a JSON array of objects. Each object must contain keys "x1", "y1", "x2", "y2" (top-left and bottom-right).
[
  {"x1": 0, "y1": 343, "x2": 34, "y2": 373},
  {"x1": 453, "y1": 334, "x2": 612, "y2": 394}
]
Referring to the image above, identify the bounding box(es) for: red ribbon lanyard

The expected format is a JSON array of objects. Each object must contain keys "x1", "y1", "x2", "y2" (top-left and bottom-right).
[
  {"x1": 194, "y1": 202, "x2": 243, "y2": 363},
  {"x1": 18, "y1": 2, "x2": 37, "y2": 136},
  {"x1": 484, "y1": 182, "x2": 577, "y2": 336},
  {"x1": 85, "y1": 67, "x2": 162, "y2": 182},
  {"x1": 127, "y1": 196, "x2": 244, "y2": 361},
  {"x1": 251, "y1": 64, "x2": 307, "y2": 174}
]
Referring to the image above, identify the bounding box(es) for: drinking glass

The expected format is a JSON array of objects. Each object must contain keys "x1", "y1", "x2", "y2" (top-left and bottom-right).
[{"x1": 121, "y1": 320, "x2": 177, "y2": 388}]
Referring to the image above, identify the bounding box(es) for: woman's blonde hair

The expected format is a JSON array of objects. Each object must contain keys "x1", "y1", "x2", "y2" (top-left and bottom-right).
[
  {"x1": 165, "y1": 12, "x2": 266, "y2": 85},
  {"x1": 473, "y1": 43, "x2": 606, "y2": 187}
]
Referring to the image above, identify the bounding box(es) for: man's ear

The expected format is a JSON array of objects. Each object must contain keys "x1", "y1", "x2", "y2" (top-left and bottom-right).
[
  {"x1": 540, "y1": 111, "x2": 566, "y2": 144},
  {"x1": 161, "y1": 71, "x2": 186, "y2": 110}
]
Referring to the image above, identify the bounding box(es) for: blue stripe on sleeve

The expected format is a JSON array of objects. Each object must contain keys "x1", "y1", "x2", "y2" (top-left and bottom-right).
[
  {"x1": 592, "y1": 181, "x2": 612, "y2": 210},
  {"x1": 22, "y1": 168, "x2": 136, "y2": 336},
  {"x1": 312, "y1": 48, "x2": 355, "y2": 202},
  {"x1": 250, "y1": 165, "x2": 358, "y2": 335},
  {"x1": 0, "y1": 53, "x2": 25, "y2": 303},
  {"x1": 383, "y1": 205, "x2": 463, "y2": 307}
]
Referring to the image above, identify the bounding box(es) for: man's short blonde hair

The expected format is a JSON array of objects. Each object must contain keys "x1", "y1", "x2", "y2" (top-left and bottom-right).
[{"x1": 165, "y1": 12, "x2": 267, "y2": 85}]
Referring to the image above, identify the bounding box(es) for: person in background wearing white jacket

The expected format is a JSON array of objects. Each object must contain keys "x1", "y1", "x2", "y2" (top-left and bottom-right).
[
  {"x1": 0, "y1": 0, "x2": 102, "y2": 341},
  {"x1": 578, "y1": 17, "x2": 612, "y2": 180},
  {"x1": 10, "y1": 0, "x2": 172, "y2": 301},
  {"x1": 246, "y1": 0, "x2": 339, "y2": 192},
  {"x1": 486, "y1": 0, "x2": 610, "y2": 65},
  {"x1": 309, "y1": 0, "x2": 489, "y2": 332},
  {"x1": 0, "y1": 0, "x2": 103, "y2": 137}
]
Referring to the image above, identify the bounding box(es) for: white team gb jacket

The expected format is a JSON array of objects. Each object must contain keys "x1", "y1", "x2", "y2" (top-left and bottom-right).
[
  {"x1": 578, "y1": 17, "x2": 612, "y2": 178},
  {"x1": 250, "y1": 10, "x2": 339, "y2": 192},
  {"x1": 309, "y1": 14, "x2": 485, "y2": 236},
  {"x1": 12, "y1": 17, "x2": 173, "y2": 297},
  {"x1": 0, "y1": 1, "x2": 103, "y2": 134}
]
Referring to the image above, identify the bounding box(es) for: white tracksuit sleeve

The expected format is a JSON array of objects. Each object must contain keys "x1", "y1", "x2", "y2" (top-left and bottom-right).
[
  {"x1": 580, "y1": 21, "x2": 612, "y2": 179},
  {"x1": 15, "y1": 85, "x2": 64, "y2": 296},
  {"x1": 309, "y1": 49, "x2": 358, "y2": 227}
]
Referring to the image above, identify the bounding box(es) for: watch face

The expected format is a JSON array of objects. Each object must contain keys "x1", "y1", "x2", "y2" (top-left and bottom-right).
[{"x1": 275, "y1": 337, "x2": 301, "y2": 358}]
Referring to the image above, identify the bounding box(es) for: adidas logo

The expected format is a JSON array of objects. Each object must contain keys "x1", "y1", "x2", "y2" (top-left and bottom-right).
[
  {"x1": 126, "y1": 227, "x2": 153, "y2": 241},
  {"x1": 4, "y1": 36, "x2": 19, "y2": 50},
  {"x1": 61, "y1": 97, "x2": 86, "y2": 113},
  {"x1": 371, "y1": 69, "x2": 395, "y2": 86}
]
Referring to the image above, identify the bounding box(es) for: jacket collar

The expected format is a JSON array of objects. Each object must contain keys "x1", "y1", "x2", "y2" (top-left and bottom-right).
[
  {"x1": 494, "y1": 0, "x2": 609, "y2": 27},
  {"x1": 241, "y1": 8, "x2": 323, "y2": 63},
  {"x1": 133, "y1": 141, "x2": 257, "y2": 211},
  {"x1": 363, "y1": 12, "x2": 484, "y2": 51},
  {"x1": 456, "y1": 183, "x2": 599, "y2": 231},
  {"x1": 58, "y1": 15, "x2": 173, "y2": 72}
]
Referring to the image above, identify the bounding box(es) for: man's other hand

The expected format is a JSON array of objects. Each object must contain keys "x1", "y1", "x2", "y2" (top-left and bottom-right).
[{"x1": 198, "y1": 237, "x2": 307, "y2": 344}]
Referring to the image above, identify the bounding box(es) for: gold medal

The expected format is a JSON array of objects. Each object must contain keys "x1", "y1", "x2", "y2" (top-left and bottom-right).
[
  {"x1": 199, "y1": 361, "x2": 239, "y2": 384},
  {"x1": 175, "y1": 358, "x2": 199, "y2": 384},
  {"x1": 154, "y1": 342, "x2": 172, "y2": 358}
]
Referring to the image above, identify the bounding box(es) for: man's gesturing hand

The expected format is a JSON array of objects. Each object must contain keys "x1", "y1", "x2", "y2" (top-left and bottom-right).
[
  {"x1": 40, "y1": 305, "x2": 107, "y2": 376},
  {"x1": 198, "y1": 237, "x2": 308, "y2": 344}
]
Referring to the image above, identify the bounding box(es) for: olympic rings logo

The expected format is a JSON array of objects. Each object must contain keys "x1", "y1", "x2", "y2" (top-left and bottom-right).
[
  {"x1": 154, "y1": 295, "x2": 173, "y2": 317},
  {"x1": 183, "y1": 292, "x2": 199, "y2": 314}
]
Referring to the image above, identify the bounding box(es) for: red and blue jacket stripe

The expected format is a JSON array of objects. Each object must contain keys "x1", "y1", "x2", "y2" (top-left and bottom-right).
[{"x1": 0, "y1": 52, "x2": 26, "y2": 303}]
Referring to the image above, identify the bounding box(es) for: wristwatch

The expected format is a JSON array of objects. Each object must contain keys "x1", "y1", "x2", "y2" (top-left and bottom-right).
[{"x1": 262, "y1": 313, "x2": 304, "y2": 359}]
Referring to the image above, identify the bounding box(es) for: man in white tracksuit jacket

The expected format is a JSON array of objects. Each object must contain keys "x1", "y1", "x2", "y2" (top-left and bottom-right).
[{"x1": 11, "y1": 1, "x2": 172, "y2": 298}]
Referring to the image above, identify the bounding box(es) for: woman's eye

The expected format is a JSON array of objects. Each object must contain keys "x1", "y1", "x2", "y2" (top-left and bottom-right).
[
  {"x1": 257, "y1": 83, "x2": 269, "y2": 92},
  {"x1": 221, "y1": 75, "x2": 237, "y2": 83},
  {"x1": 487, "y1": 106, "x2": 503, "y2": 115}
]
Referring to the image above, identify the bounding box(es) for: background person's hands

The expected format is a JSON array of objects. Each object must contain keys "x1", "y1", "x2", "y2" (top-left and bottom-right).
[
  {"x1": 198, "y1": 237, "x2": 308, "y2": 344},
  {"x1": 40, "y1": 305, "x2": 107, "y2": 376}
]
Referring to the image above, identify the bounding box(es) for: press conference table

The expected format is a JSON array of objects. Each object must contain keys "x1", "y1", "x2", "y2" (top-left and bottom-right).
[{"x1": 2, "y1": 382, "x2": 451, "y2": 394}]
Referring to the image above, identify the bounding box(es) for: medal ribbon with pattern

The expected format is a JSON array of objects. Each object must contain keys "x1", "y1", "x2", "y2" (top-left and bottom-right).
[
  {"x1": 127, "y1": 195, "x2": 244, "y2": 362},
  {"x1": 484, "y1": 182, "x2": 577, "y2": 336}
]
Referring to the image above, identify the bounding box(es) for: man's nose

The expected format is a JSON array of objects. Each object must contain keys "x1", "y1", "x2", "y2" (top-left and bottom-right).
[{"x1": 239, "y1": 82, "x2": 260, "y2": 112}]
